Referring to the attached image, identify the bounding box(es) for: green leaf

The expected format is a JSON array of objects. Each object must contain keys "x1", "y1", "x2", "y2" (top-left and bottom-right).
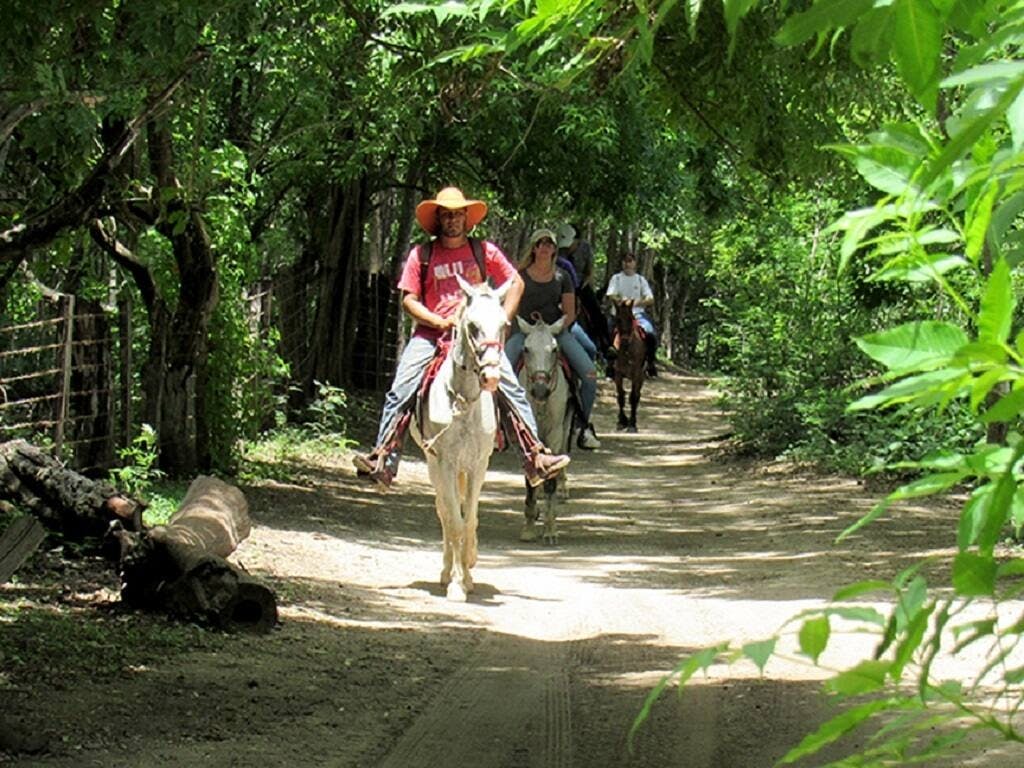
[
  {"x1": 977, "y1": 258, "x2": 1015, "y2": 344},
  {"x1": 741, "y1": 638, "x2": 776, "y2": 673},
  {"x1": 826, "y1": 660, "x2": 891, "y2": 695},
  {"x1": 942, "y1": 60, "x2": 1024, "y2": 89},
  {"x1": 895, "y1": 575, "x2": 928, "y2": 629},
  {"x1": 825, "y1": 606, "x2": 887, "y2": 626},
  {"x1": 628, "y1": 643, "x2": 727, "y2": 749},
  {"x1": 837, "y1": 500, "x2": 890, "y2": 542},
  {"x1": 888, "y1": 472, "x2": 966, "y2": 501},
  {"x1": 959, "y1": 472, "x2": 1017, "y2": 554},
  {"x1": 799, "y1": 615, "x2": 830, "y2": 663},
  {"x1": 969, "y1": 366, "x2": 1009, "y2": 411},
  {"x1": 924, "y1": 71, "x2": 1024, "y2": 186},
  {"x1": 854, "y1": 321, "x2": 968, "y2": 373},
  {"x1": 723, "y1": 0, "x2": 757, "y2": 58},
  {"x1": 779, "y1": 698, "x2": 910, "y2": 764},
  {"x1": 991, "y1": 191, "x2": 1024, "y2": 248},
  {"x1": 774, "y1": 0, "x2": 875, "y2": 46},
  {"x1": 951, "y1": 618, "x2": 996, "y2": 653},
  {"x1": 831, "y1": 142, "x2": 922, "y2": 195},
  {"x1": 1010, "y1": 87, "x2": 1024, "y2": 152},
  {"x1": 847, "y1": 368, "x2": 967, "y2": 411},
  {"x1": 965, "y1": 183, "x2": 998, "y2": 264},
  {"x1": 980, "y1": 388, "x2": 1024, "y2": 424},
  {"x1": 997, "y1": 557, "x2": 1024, "y2": 579},
  {"x1": 892, "y1": 0, "x2": 942, "y2": 110},
  {"x1": 850, "y1": 6, "x2": 892, "y2": 67},
  {"x1": 892, "y1": 601, "x2": 934, "y2": 677},
  {"x1": 952, "y1": 551, "x2": 998, "y2": 596},
  {"x1": 832, "y1": 580, "x2": 895, "y2": 600}
]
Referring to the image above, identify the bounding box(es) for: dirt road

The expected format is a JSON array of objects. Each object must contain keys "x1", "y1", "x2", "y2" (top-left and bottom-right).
[{"x1": 6, "y1": 372, "x2": 1022, "y2": 766}]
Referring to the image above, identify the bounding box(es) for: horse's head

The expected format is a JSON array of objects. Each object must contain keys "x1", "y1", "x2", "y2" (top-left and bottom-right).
[
  {"x1": 517, "y1": 315, "x2": 565, "y2": 402},
  {"x1": 454, "y1": 274, "x2": 512, "y2": 392},
  {"x1": 614, "y1": 299, "x2": 636, "y2": 336}
]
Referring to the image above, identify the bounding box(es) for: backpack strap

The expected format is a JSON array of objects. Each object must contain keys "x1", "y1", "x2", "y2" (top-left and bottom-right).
[
  {"x1": 418, "y1": 237, "x2": 488, "y2": 294},
  {"x1": 469, "y1": 237, "x2": 487, "y2": 285},
  {"x1": 419, "y1": 240, "x2": 432, "y2": 297}
]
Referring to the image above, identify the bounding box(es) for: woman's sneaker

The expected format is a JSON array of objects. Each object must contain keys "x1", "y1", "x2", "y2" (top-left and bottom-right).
[{"x1": 578, "y1": 425, "x2": 601, "y2": 450}]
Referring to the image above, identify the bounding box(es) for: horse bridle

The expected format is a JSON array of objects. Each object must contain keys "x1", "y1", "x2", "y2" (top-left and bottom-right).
[
  {"x1": 452, "y1": 311, "x2": 505, "y2": 379},
  {"x1": 524, "y1": 312, "x2": 560, "y2": 397}
]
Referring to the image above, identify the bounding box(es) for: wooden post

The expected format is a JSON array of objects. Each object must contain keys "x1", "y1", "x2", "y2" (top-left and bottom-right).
[
  {"x1": 53, "y1": 294, "x2": 75, "y2": 457},
  {"x1": 0, "y1": 517, "x2": 46, "y2": 583}
]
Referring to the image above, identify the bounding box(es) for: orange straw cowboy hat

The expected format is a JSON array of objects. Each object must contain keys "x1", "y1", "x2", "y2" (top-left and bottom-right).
[{"x1": 415, "y1": 187, "x2": 488, "y2": 235}]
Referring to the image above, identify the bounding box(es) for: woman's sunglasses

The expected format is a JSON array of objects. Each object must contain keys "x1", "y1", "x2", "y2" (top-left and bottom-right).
[{"x1": 537, "y1": 237, "x2": 555, "y2": 246}]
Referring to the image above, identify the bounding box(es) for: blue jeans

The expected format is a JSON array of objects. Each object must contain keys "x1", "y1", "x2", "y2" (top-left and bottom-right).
[
  {"x1": 376, "y1": 335, "x2": 538, "y2": 447},
  {"x1": 505, "y1": 329, "x2": 598, "y2": 423},
  {"x1": 635, "y1": 311, "x2": 657, "y2": 341},
  {"x1": 571, "y1": 323, "x2": 597, "y2": 361}
]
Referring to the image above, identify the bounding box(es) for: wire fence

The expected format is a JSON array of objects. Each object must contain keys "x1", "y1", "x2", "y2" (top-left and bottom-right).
[
  {"x1": 0, "y1": 270, "x2": 404, "y2": 473},
  {"x1": 0, "y1": 294, "x2": 121, "y2": 473}
]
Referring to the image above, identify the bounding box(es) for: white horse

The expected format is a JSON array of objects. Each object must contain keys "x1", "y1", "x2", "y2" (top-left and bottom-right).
[
  {"x1": 411, "y1": 275, "x2": 512, "y2": 601},
  {"x1": 517, "y1": 316, "x2": 572, "y2": 544}
]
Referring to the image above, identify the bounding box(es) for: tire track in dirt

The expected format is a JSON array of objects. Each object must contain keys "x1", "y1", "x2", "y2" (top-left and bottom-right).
[{"x1": 376, "y1": 633, "x2": 572, "y2": 768}]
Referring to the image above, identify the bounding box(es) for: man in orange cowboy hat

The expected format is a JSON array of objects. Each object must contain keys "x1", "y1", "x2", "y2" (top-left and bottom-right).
[{"x1": 353, "y1": 186, "x2": 571, "y2": 488}]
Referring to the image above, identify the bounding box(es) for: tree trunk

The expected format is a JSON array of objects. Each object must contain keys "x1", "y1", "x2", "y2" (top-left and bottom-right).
[
  {"x1": 306, "y1": 176, "x2": 368, "y2": 391},
  {"x1": 113, "y1": 475, "x2": 277, "y2": 633},
  {"x1": 0, "y1": 440, "x2": 142, "y2": 540},
  {"x1": 144, "y1": 120, "x2": 220, "y2": 477}
]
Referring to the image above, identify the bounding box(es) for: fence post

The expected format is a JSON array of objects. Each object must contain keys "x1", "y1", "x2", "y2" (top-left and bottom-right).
[{"x1": 53, "y1": 293, "x2": 75, "y2": 457}]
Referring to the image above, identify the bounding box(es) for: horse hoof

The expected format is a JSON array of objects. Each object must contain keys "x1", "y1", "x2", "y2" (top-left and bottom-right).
[
  {"x1": 446, "y1": 582, "x2": 468, "y2": 602},
  {"x1": 520, "y1": 523, "x2": 539, "y2": 542},
  {"x1": 627, "y1": 425, "x2": 638, "y2": 433},
  {"x1": 543, "y1": 533, "x2": 559, "y2": 546}
]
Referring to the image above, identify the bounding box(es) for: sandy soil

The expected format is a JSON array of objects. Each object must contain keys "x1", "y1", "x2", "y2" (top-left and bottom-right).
[{"x1": 3, "y1": 371, "x2": 1023, "y2": 767}]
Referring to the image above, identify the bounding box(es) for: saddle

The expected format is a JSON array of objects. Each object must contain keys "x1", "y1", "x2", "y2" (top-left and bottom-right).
[{"x1": 411, "y1": 336, "x2": 501, "y2": 450}]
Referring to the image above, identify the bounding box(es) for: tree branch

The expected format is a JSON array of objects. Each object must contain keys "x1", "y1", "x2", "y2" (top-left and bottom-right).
[
  {"x1": 88, "y1": 218, "x2": 158, "y2": 313},
  {"x1": 0, "y1": 48, "x2": 210, "y2": 265}
]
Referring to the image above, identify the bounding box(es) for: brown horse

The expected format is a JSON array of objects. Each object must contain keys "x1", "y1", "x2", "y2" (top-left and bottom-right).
[{"x1": 612, "y1": 300, "x2": 646, "y2": 432}]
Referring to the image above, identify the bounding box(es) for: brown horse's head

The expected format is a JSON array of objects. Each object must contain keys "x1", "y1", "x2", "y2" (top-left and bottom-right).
[{"x1": 614, "y1": 299, "x2": 638, "y2": 338}]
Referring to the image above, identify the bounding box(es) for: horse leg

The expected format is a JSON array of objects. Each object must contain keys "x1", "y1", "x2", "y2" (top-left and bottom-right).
[
  {"x1": 616, "y1": 380, "x2": 629, "y2": 430},
  {"x1": 556, "y1": 467, "x2": 569, "y2": 500},
  {"x1": 460, "y1": 471, "x2": 487, "y2": 595},
  {"x1": 628, "y1": 381, "x2": 641, "y2": 432},
  {"x1": 521, "y1": 479, "x2": 540, "y2": 542},
  {"x1": 432, "y1": 469, "x2": 467, "y2": 600},
  {"x1": 542, "y1": 476, "x2": 559, "y2": 545}
]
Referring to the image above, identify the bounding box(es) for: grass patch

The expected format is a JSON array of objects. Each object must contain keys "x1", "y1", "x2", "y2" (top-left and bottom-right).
[{"x1": 0, "y1": 598, "x2": 223, "y2": 687}]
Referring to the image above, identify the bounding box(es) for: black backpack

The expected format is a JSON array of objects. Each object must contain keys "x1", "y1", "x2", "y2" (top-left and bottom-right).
[{"x1": 418, "y1": 237, "x2": 488, "y2": 293}]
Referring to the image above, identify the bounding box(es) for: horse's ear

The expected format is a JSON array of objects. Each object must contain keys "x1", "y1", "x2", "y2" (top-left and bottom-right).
[
  {"x1": 517, "y1": 316, "x2": 535, "y2": 334},
  {"x1": 455, "y1": 273, "x2": 476, "y2": 298},
  {"x1": 549, "y1": 316, "x2": 566, "y2": 336},
  {"x1": 493, "y1": 278, "x2": 513, "y2": 303}
]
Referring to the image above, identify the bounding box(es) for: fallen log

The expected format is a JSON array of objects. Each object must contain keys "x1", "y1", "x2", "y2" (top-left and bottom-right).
[
  {"x1": 0, "y1": 439, "x2": 142, "y2": 540},
  {"x1": 113, "y1": 475, "x2": 277, "y2": 633}
]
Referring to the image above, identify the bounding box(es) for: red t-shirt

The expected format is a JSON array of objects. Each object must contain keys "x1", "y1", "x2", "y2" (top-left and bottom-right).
[{"x1": 397, "y1": 240, "x2": 517, "y2": 340}]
